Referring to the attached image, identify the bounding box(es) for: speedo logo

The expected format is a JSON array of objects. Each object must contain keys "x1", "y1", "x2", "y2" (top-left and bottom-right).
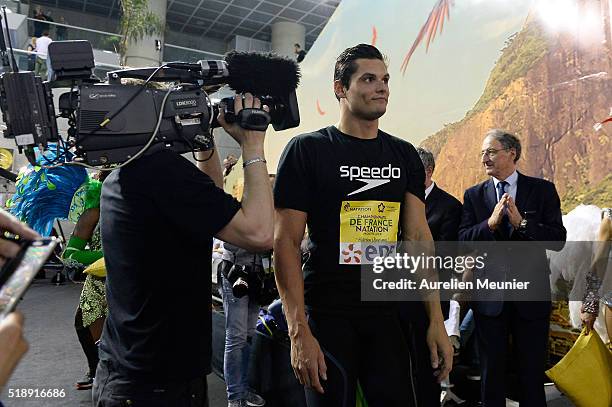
[{"x1": 340, "y1": 164, "x2": 401, "y2": 196}]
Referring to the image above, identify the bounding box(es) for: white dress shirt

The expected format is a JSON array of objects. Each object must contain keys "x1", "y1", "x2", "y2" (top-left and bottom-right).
[
  {"x1": 424, "y1": 181, "x2": 435, "y2": 200},
  {"x1": 492, "y1": 170, "x2": 518, "y2": 201}
]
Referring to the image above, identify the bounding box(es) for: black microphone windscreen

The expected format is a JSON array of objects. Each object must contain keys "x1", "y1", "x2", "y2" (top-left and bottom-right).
[{"x1": 225, "y1": 51, "x2": 300, "y2": 96}]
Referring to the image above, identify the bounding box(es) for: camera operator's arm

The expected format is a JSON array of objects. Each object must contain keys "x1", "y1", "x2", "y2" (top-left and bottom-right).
[
  {"x1": 196, "y1": 148, "x2": 223, "y2": 189},
  {"x1": 274, "y1": 208, "x2": 326, "y2": 393},
  {"x1": 0, "y1": 312, "x2": 28, "y2": 391},
  {"x1": 215, "y1": 93, "x2": 273, "y2": 252}
]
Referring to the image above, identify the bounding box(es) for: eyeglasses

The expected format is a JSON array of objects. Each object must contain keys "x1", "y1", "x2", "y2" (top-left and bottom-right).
[{"x1": 480, "y1": 148, "x2": 509, "y2": 158}]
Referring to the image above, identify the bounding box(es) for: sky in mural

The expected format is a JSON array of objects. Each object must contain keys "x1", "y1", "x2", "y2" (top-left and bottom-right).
[
  {"x1": 265, "y1": 0, "x2": 610, "y2": 168},
  {"x1": 266, "y1": 0, "x2": 530, "y2": 164}
]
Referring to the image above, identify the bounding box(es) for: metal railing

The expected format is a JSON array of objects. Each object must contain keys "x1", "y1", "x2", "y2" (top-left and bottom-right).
[
  {"x1": 163, "y1": 43, "x2": 224, "y2": 63},
  {"x1": 7, "y1": 48, "x2": 121, "y2": 79},
  {"x1": 25, "y1": 18, "x2": 226, "y2": 64},
  {"x1": 27, "y1": 18, "x2": 122, "y2": 53}
]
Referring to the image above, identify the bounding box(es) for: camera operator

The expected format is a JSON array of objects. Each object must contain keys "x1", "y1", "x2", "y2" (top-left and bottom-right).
[{"x1": 94, "y1": 93, "x2": 274, "y2": 407}]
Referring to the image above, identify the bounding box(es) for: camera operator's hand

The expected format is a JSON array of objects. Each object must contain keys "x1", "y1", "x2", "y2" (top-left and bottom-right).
[
  {"x1": 0, "y1": 209, "x2": 40, "y2": 266},
  {"x1": 218, "y1": 93, "x2": 269, "y2": 147},
  {"x1": 215, "y1": 92, "x2": 274, "y2": 253},
  {"x1": 0, "y1": 312, "x2": 28, "y2": 391}
]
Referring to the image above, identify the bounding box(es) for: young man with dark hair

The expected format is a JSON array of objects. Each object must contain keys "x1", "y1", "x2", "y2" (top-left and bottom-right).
[{"x1": 274, "y1": 44, "x2": 452, "y2": 407}]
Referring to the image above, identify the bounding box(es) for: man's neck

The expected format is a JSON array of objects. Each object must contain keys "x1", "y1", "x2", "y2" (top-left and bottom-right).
[
  {"x1": 494, "y1": 167, "x2": 517, "y2": 182},
  {"x1": 336, "y1": 114, "x2": 379, "y2": 139}
]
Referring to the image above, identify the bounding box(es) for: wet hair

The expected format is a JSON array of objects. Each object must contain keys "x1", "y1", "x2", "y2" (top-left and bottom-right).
[
  {"x1": 334, "y1": 44, "x2": 385, "y2": 101},
  {"x1": 485, "y1": 129, "x2": 521, "y2": 162}
]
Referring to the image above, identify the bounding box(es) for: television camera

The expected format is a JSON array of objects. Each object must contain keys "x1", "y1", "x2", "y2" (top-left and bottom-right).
[{"x1": 0, "y1": 15, "x2": 300, "y2": 167}]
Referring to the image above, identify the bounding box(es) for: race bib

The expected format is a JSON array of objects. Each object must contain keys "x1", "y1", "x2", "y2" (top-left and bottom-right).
[{"x1": 339, "y1": 200, "x2": 400, "y2": 265}]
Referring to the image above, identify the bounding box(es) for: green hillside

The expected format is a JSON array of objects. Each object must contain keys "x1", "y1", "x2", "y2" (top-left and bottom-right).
[
  {"x1": 421, "y1": 19, "x2": 549, "y2": 153},
  {"x1": 471, "y1": 20, "x2": 548, "y2": 114},
  {"x1": 561, "y1": 174, "x2": 612, "y2": 213}
]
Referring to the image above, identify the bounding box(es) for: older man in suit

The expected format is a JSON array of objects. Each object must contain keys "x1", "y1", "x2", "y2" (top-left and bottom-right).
[
  {"x1": 417, "y1": 148, "x2": 462, "y2": 241},
  {"x1": 458, "y1": 129, "x2": 566, "y2": 407}
]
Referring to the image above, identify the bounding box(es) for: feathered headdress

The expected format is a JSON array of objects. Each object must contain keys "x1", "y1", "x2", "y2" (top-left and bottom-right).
[{"x1": 6, "y1": 145, "x2": 88, "y2": 236}]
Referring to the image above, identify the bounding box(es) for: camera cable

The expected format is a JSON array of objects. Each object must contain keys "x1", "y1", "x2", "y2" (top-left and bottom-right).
[{"x1": 41, "y1": 86, "x2": 174, "y2": 171}]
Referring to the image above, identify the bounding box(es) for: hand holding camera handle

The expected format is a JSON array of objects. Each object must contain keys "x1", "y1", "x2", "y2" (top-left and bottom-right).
[
  {"x1": 236, "y1": 108, "x2": 271, "y2": 131},
  {"x1": 221, "y1": 98, "x2": 272, "y2": 131}
]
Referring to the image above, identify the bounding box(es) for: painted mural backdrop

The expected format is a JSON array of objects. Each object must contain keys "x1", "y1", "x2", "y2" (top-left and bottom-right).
[{"x1": 266, "y1": 0, "x2": 612, "y2": 212}]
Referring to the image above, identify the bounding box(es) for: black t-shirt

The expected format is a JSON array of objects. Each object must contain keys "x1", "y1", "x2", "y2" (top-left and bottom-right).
[
  {"x1": 274, "y1": 126, "x2": 424, "y2": 314},
  {"x1": 99, "y1": 149, "x2": 240, "y2": 382}
]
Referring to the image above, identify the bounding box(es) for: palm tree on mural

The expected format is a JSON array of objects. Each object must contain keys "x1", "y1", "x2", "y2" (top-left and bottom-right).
[{"x1": 400, "y1": 0, "x2": 454, "y2": 75}]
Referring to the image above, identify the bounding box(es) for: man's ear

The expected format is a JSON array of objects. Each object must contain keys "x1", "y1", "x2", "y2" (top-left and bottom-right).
[
  {"x1": 510, "y1": 148, "x2": 517, "y2": 161},
  {"x1": 334, "y1": 80, "x2": 346, "y2": 99}
]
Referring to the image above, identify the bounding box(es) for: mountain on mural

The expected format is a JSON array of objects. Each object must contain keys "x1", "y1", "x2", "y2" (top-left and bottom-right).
[{"x1": 420, "y1": 0, "x2": 612, "y2": 212}]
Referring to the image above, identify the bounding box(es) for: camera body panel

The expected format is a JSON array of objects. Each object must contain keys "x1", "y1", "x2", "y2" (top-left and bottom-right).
[{"x1": 75, "y1": 83, "x2": 212, "y2": 165}]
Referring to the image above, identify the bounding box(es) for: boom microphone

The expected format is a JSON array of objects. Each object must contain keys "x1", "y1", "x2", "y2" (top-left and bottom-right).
[{"x1": 224, "y1": 51, "x2": 300, "y2": 96}]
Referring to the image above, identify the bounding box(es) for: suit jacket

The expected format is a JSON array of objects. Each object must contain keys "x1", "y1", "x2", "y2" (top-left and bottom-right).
[
  {"x1": 458, "y1": 172, "x2": 566, "y2": 318},
  {"x1": 426, "y1": 184, "x2": 462, "y2": 241}
]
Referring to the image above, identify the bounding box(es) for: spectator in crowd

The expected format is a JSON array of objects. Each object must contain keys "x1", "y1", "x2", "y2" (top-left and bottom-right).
[
  {"x1": 25, "y1": 37, "x2": 36, "y2": 71},
  {"x1": 223, "y1": 154, "x2": 239, "y2": 187},
  {"x1": 56, "y1": 17, "x2": 68, "y2": 41},
  {"x1": 43, "y1": 10, "x2": 54, "y2": 25},
  {"x1": 34, "y1": 31, "x2": 52, "y2": 80},
  {"x1": 220, "y1": 240, "x2": 267, "y2": 407},
  {"x1": 32, "y1": 6, "x2": 48, "y2": 38},
  {"x1": 219, "y1": 174, "x2": 276, "y2": 407}
]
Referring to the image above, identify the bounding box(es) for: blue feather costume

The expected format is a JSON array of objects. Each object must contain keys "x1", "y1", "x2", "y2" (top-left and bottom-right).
[{"x1": 6, "y1": 145, "x2": 87, "y2": 236}]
